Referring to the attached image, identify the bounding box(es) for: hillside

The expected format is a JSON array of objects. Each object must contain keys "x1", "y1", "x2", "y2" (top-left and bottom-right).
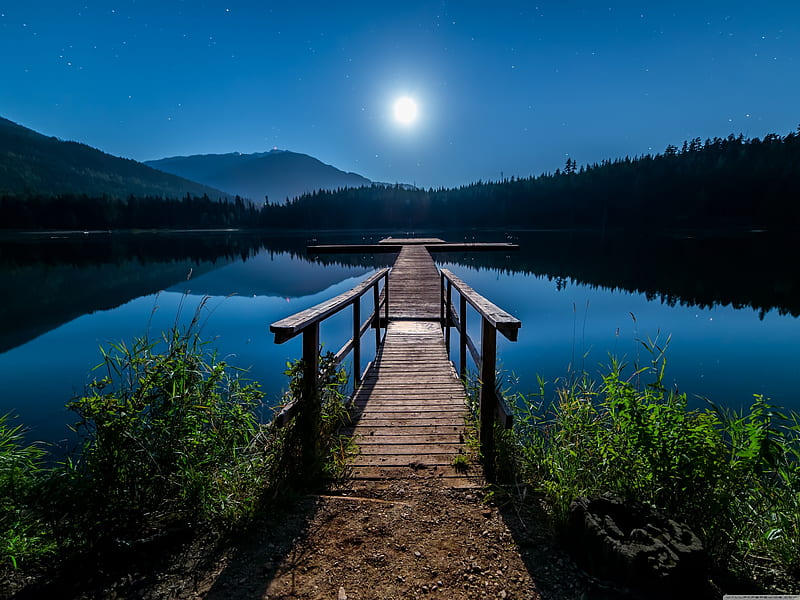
[
  {"x1": 265, "y1": 130, "x2": 800, "y2": 231},
  {"x1": 145, "y1": 149, "x2": 371, "y2": 203},
  {"x1": 0, "y1": 117, "x2": 231, "y2": 200}
]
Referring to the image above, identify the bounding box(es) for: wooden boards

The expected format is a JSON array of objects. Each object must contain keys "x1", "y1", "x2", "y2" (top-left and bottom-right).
[
  {"x1": 387, "y1": 245, "x2": 442, "y2": 321},
  {"x1": 378, "y1": 237, "x2": 445, "y2": 245},
  {"x1": 307, "y1": 242, "x2": 519, "y2": 253},
  {"x1": 346, "y1": 320, "x2": 479, "y2": 488},
  {"x1": 440, "y1": 268, "x2": 521, "y2": 341},
  {"x1": 270, "y1": 268, "x2": 388, "y2": 343}
]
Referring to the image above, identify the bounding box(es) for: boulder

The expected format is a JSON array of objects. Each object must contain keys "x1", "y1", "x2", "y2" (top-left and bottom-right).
[{"x1": 565, "y1": 494, "x2": 708, "y2": 597}]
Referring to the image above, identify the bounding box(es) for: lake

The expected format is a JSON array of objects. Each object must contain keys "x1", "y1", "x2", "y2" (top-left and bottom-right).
[{"x1": 1, "y1": 229, "x2": 799, "y2": 450}]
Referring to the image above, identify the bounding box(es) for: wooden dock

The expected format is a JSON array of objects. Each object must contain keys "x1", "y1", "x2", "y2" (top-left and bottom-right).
[
  {"x1": 308, "y1": 241, "x2": 519, "y2": 254},
  {"x1": 385, "y1": 245, "x2": 441, "y2": 320},
  {"x1": 270, "y1": 239, "x2": 520, "y2": 489},
  {"x1": 346, "y1": 321, "x2": 470, "y2": 483},
  {"x1": 346, "y1": 245, "x2": 474, "y2": 487}
]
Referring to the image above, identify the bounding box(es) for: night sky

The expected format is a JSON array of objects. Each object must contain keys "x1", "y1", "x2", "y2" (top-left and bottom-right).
[{"x1": 2, "y1": 1, "x2": 798, "y2": 188}]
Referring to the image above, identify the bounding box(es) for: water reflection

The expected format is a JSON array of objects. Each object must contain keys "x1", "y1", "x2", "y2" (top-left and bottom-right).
[
  {"x1": 1, "y1": 229, "x2": 798, "y2": 446},
  {"x1": 430, "y1": 230, "x2": 800, "y2": 318},
  {"x1": 0, "y1": 231, "x2": 381, "y2": 446},
  {"x1": 0, "y1": 231, "x2": 386, "y2": 353},
  {"x1": 436, "y1": 262, "x2": 800, "y2": 414}
]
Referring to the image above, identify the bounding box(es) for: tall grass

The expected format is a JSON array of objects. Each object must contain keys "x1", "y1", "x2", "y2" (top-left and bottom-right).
[
  {"x1": 0, "y1": 308, "x2": 351, "y2": 573},
  {"x1": 0, "y1": 415, "x2": 55, "y2": 568},
  {"x1": 490, "y1": 342, "x2": 800, "y2": 584},
  {"x1": 279, "y1": 353, "x2": 354, "y2": 482},
  {"x1": 58, "y1": 320, "x2": 271, "y2": 546}
]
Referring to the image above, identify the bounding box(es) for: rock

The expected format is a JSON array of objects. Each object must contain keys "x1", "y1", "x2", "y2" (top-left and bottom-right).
[{"x1": 565, "y1": 494, "x2": 708, "y2": 597}]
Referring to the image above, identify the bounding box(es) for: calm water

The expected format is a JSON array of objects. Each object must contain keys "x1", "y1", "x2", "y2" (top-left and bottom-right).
[
  {"x1": 439, "y1": 260, "x2": 800, "y2": 411},
  {"x1": 1, "y1": 230, "x2": 798, "y2": 448}
]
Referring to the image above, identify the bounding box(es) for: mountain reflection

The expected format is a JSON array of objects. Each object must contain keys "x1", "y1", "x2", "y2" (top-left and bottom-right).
[
  {"x1": 1, "y1": 229, "x2": 797, "y2": 355},
  {"x1": 0, "y1": 231, "x2": 382, "y2": 354}
]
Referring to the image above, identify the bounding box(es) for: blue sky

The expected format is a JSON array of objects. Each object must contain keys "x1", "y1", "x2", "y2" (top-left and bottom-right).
[{"x1": 1, "y1": 1, "x2": 798, "y2": 188}]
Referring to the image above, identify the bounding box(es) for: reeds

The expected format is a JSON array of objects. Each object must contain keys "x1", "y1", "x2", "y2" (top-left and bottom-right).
[
  {"x1": 0, "y1": 310, "x2": 351, "y2": 571},
  {"x1": 489, "y1": 345, "x2": 800, "y2": 585}
]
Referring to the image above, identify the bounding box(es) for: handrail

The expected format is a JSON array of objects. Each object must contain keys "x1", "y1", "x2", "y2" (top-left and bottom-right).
[
  {"x1": 271, "y1": 267, "x2": 390, "y2": 344},
  {"x1": 440, "y1": 268, "x2": 521, "y2": 482},
  {"x1": 439, "y1": 269, "x2": 520, "y2": 341},
  {"x1": 269, "y1": 268, "x2": 390, "y2": 428},
  {"x1": 445, "y1": 302, "x2": 513, "y2": 428}
]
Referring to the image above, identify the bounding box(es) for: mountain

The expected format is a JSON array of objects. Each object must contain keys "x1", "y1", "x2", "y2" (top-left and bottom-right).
[
  {"x1": 0, "y1": 116, "x2": 231, "y2": 200},
  {"x1": 167, "y1": 252, "x2": 372, "y2": 298},
  {"x1": 145, "y1": 149, "x2": 372, "y2": 203}
]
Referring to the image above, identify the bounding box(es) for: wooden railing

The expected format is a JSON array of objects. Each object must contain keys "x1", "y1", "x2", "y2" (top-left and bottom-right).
[
  {"x1": 269, "y1": 268, "x2": 390, "y2": 427},
  {"x1": 440, "y1": 268, "x2": 521, "y2": 481}
]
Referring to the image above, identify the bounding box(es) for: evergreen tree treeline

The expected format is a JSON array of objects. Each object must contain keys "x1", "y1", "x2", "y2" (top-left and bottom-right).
[
  {"x1": 0, "y1": 193, "x2": 257, "y2": 230},
  {"x1": 271, "y1": 129, "x2": 800, "y2": 231},
  {"x1": 3, "y1": 129, "x2": 799, "y2": 231}
]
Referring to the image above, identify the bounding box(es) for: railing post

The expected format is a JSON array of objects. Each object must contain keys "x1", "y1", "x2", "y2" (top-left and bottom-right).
[
  {"x1": 372, "y1": 281, "x2": 381, "y2": 346},
  {"x1": 440, "y1": 272, "x2": 445, "y2": 329},
  {"x1": 299, "y1": 322, "x2": 320, "y2": 475},
  {"x1": 480, "y1": 317, "x2": 497, "y2": 482},
  {"x1": 445, "y1": 279, "x2": 452, "y2": 354},
  {"x1": 353, "y1": 298, "x2": 361, "y2": 385},
  {"x1": 383, "y1": 272, "x2": 389, "y2": 328},
  {"x1": 460, "y1": 294, "x2": 467, "y2": 380}
]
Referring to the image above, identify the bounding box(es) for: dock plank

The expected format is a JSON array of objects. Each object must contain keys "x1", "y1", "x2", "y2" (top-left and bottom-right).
[
  {"x1": 348, "y1": 247, "x2": 474, "y2": 486},
  {"x1": 386, "y1": 246, "x2": 442, "y2": 320}
]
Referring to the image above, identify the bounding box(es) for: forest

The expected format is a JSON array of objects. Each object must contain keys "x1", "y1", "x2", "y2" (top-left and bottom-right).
[
  {"x1": 274, "y1": 129, "x2": 800, "y2": 231},
  {"x1": 0, "y1": 193, "x2": 257, "y2": 230},
  {"x1": 2, "y1": 128, "x2": 799, "y2": 231}
]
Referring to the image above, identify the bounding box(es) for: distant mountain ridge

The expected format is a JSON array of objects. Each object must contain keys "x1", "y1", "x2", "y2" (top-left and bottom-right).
[
  {"x1": 0, "y1": 117, "x2": 231, "y2": 200},
  {"x1": 145, "y1": 149, "x2": 372, "y2": 203}
]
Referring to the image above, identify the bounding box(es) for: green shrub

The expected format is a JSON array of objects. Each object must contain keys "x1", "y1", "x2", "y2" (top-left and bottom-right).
[
  {"x1": 0, "y1": 307, "x2": 354, "y2": 574},
  {"x1": 0, "y1": 415, "x2": 55, "y2": 568},
  {"x1": 277, "y1": 353, "x2": 352, "y2": 482},
  {"x1": 63, "y1": 322, "x2": 270, "y2": 543},
  {"x1": 494, "y1": 344, "x2": 800, "y2": 583}
]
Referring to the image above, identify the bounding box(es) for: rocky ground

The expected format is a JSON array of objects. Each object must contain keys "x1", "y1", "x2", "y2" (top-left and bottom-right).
[
  {"x1": 6, "y1": 476, "x2": 796, "y2": 599},
  {"x1": 7, "y1": 479, "x2": 608, "y2": 600},
  {"x1": 196, "y1": 481, "x2": 590, "y2": 600}
]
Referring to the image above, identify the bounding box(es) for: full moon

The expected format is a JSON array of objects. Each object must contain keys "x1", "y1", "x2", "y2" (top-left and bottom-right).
[{"x1": 393, "y1": 96, "x2": 418, "y2": 125}]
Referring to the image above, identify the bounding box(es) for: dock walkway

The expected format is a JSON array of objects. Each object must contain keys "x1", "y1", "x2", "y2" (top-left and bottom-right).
[
  {"x1": 271, "y1": 239, "x2": 520, "y2": 489},
  {"x1": 263, "y1": 239, "x2": 530, "y2": 599},
  {"x1": 346, "y1": 245, "x2": 474, "y2": 487}
]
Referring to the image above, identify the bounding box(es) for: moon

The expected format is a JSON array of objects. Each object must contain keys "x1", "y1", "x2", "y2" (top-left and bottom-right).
[{"x1": 393, "y1": 96, "x2": 418, "y2": 125}]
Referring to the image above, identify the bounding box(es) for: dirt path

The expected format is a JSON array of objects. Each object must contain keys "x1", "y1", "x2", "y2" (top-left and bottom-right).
[
  {"x1": 8, "y1": 478, "x2": 599, "y2": 599},
  {"x1": 184, "y1": 480, "x2": 591, "y2": 600}
]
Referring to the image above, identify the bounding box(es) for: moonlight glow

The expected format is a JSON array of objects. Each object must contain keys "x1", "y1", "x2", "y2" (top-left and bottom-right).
[{"x1": 393, "y1": 96, "x2": 418, "y2": 125}]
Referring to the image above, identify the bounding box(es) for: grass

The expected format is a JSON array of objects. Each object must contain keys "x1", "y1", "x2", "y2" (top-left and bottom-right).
[
  {"x1": 0, "y1": 305, "x2": 352, "y2": 576},
  {"x1": 278, "y1": 352, "x2": 355, "y2": 482},
  {"x1": 477, "y1": 338, "x2": 800, "y2": 589},
  {"x1": 452, "y1": 454, "x2": 470, "y2": 472},
  {"x1": 0, "y1": 415, "x2": 56, "y2": 568},
  {"x1": 58, "y1": 319, "x2": 271, "y2": 547}
]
